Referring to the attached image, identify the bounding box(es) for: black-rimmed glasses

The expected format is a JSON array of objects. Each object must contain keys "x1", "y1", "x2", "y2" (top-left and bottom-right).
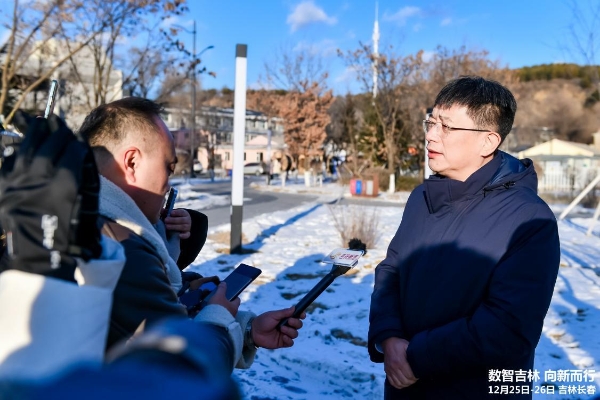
[{"x1": 422, "y1": 120, "x2": 490, "y2": 136}]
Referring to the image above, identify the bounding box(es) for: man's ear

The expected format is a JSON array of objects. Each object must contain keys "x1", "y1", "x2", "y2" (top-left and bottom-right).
[
  {"x1": 481, "y1": 131, "x2": 501, "y2": 157},
  {"x1": 122, "y1": 147, "x2": 141, "y2": 183}
]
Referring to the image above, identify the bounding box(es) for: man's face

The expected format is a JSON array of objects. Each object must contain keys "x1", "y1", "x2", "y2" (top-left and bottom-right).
[
  {"x1": 133, "y1": 116, "x2": 177, "y2": 224},
  {"x1": 426, "y1": 105, "x2": 491, "y2": 182}
]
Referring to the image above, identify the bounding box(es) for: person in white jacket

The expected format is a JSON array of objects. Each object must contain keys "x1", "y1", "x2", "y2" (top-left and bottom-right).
[
  {"x1": 0, "y1": 113, "x2": 125, "y2": 379},
  {"x1": 0, "y1": 113, "x2": 242, "y2": 399}
]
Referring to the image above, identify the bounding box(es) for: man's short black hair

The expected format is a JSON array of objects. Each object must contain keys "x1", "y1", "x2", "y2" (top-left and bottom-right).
[
  {"x1": 434, "y1": 76, "x2": 517, "y2": 142},
  {"x1": 78, "y1": 97, "x2": 164, "y2": 166},
  {"x1": 78, "y1": 97, "x2": 164, "y2": 147}
]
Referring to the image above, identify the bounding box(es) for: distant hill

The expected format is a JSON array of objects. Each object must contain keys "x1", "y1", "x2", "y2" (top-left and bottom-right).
[
  {"x1": 515, "y1": 63, "x2": 600, "y2": 88},
  {"x1": 508, "y1": 78, "x2": 600, "y2": 147}
]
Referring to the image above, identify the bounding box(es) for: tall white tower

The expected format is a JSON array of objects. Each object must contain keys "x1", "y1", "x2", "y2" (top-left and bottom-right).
[{"x1": 372, "y1": 2, "x2": 379, "y2": 98}]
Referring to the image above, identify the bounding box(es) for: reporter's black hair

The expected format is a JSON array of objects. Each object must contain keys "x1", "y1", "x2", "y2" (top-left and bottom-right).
[{"x1": 78, "y1": 97, "x2": 165, "y2": 164}]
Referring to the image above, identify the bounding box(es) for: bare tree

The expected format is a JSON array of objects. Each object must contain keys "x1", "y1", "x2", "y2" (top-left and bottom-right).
[
  {"x1": 339, "y1": 42, "x2": 425, "y2": 172},
  {"x1": 0, "y1": 0, "x2": 108, "y2": 124},
  {"x1": 562, "y1": 0, "x2": 600, "y2": 93},
  {"x1": 153, "y1": 69, "x2": 193, "y2": 105},
  {"x1": 263, "y1": 44, "x2": 328, "y2": 92},
  {"x1": 124, "y1": 43, "x2": 171, "y2": 99},
  {"x1": 0, "y1": 0, "x2": 189, "y2": 125},
  {"x1": 327, "y1": 94, "x2": 363, "y2": 175},
  {"x1": 261, "y1": 45, "x2": 334, "y2": 167},
  {"x1": 60, "y1": 0, "x2": 188, "y2": 110}
]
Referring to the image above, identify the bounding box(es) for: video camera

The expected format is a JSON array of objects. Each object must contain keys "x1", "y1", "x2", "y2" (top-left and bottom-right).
[
  {"x1": 0, "y1": 125, "x2": 23, "y2": 168},
  {"x1": 1, "y1": 80, "x2": 59, "y2": 167}
]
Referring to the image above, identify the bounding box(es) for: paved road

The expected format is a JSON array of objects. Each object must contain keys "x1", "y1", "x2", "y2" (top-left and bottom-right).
[
  {"x1": 335, "y1": 196, "x2": 403, "y2": 208},
  {"x1": 175, "y1": 176, "x2": 320, "y2": 227},
  {"x1": 171, "y1": 174, "x2": 403, "y2": 227}
]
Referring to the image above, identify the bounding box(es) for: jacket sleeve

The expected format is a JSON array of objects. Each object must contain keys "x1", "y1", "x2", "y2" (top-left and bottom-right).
[
  {"x1": 368, "y1": 224, "x2": 406, "y2": 363},
  {"x1": 194, "y1": 307, "x2": 258, "y2": 370},
  {"x1": 107, "y1": 243, "x2": 187, "y2": 350},
  {"x1": 25, "y1": 318, "x2": 241, "y2": 400},
  {"x1": 406, "y1": 206, "x2": 560, "y2": 379},
  {"x1": 177, "y1": 210, "x2": 208, "y2": 271},
  {"x1": 107, "y1": 317, "x2": 238, "y2": 379},
  {"x1": 234, "y1": 310, "x2": 258, "y2": 369}
]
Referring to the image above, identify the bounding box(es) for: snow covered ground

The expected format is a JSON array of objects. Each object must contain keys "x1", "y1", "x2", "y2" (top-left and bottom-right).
[{"x1": 176, "y1": 181, "x2": 600, "y2": 400}]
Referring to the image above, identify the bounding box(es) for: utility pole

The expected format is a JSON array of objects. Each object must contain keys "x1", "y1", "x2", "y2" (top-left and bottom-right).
[
  {"x1": 372, "y1": 1, "x2": 379, "y2": 99},
  {"x1": 190, "y1": 20, "x2": 197, "y2": 179},
  {"x1": 172, "y1": 21, "x2": 213, "y2": 178}
]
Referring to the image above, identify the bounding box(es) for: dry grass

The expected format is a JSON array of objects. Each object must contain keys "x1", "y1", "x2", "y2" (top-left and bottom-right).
[
  {"x1": 209, "y1": 231, "x2": 247, "y2": 245},
  {"x1": 208, "y1": 231, "x2": 255, "y2": 254},
  {"x1": 327, "y1": 205, "x2": 381, "y2": 250},
  {"x1": 329, "y1": 328, "x2": 368, "y2": 347}
]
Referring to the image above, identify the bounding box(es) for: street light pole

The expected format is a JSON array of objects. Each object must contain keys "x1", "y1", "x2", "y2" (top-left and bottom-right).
[
  {"x1": 171, "y1": 21, "x2": 213, "y2": 180},
  {"x1": 190, "y1": 20, "x2": 197, "y2": 179}
]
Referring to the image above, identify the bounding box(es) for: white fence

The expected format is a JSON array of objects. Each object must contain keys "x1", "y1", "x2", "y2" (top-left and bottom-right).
[{"x1": 538, "y1": 163, "x2": 600, "y2": 193}]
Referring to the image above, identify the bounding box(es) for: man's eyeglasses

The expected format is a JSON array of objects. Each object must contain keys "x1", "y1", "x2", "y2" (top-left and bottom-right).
[{"x1": 422, "y1": 120, "x2": 490, "y2": 136}]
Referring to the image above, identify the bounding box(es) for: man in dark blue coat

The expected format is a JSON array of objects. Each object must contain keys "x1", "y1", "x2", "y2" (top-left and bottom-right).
[{"x1": 368, "y1": 76, "x2": 560, "y2": 399}]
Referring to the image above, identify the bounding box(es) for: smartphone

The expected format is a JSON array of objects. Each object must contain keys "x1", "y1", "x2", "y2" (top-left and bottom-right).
[
  {"x1": 180, "y1": 264, "x2": 262, "y2": 315},
  {"x1": 179, "y1": 281, "x2": 217, "y2": 310},
  {"x1": 222, "y1": 263, "x2": 262, "y2": 301},
  {"x1": 161, "y1": 187, "x2": 178, "y2": 221},
  {"x1": 44, "y1": 80, "x2": 59, "y2": 119}
]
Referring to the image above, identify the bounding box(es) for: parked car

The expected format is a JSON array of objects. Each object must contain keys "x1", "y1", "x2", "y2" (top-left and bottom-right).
[
  {"x1": 193, "y1": 160, "x2": 203, "y2": 173},
  {"x1": 243, "y1": 162, "x2": 266, "y2": 176}
]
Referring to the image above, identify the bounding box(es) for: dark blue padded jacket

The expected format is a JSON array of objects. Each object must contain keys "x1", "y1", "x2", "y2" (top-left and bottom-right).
[{"x1": 369, "y1": 151, "x2": 560, "y2": 399}]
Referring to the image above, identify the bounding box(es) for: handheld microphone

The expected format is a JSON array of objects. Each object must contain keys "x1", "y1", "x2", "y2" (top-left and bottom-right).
[
  {"x1": 44, "y1": 80, "x2": 59, "y2": 119},
  {"x1": 277, "y1": 240, "x2": 366, "y2": 330}
]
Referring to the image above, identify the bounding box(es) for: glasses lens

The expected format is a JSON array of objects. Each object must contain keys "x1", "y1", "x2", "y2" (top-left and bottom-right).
[
  {"x1": 423, "y1": 120, "x2": 434, "y2": 134},
  {"x1": 440, "y1": 123, "x2": 449, "y2": 135}
]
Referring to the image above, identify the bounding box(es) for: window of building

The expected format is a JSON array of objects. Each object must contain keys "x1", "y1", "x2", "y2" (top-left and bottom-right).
[
  {"x1": 257, "y1": 152, "x2": 263, "y2": 161},
  {"x1": 225, "y1": 152, "x2": 230, "y2": 161},
  {"x1": 244, "y1": 152, "x2": 246, "y2": 161}
]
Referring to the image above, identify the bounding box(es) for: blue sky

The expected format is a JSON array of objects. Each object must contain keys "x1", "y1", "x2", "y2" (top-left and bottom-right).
[
  {"x1": 0, "y1": 0, "x2": 592, "y2": 95},
  {"x1": 178, "y1": 0, "x2": 587, "y2": 94}
]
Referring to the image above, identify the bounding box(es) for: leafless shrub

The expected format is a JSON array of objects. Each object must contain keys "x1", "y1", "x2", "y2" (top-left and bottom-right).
[{"x1": 328, "y1": 205, "x2": 381, "y2": 250}]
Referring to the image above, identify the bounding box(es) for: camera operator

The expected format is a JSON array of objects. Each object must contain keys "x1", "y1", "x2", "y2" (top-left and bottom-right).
[{"x1": 0, "y1": 113, "x2": 240, "y2": 399}]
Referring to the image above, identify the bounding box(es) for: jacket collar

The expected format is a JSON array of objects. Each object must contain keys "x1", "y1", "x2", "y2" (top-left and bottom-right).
[
  {"x1": 423, "y1": 153, "x2": 504, "y2": 214},
  {"x1": 98, "y1": 176, "x2": 182, "y2": 292}
]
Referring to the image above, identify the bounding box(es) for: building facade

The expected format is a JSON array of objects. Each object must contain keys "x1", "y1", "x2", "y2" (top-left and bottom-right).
[
  {"x1": 517, "y1": 135, "x2": 600, "y2": 193},
  {"x1": 1, "y1": 39, "x2": 123, "y2": 130},
  {"x1": 162, "y1": 106, "x2": 286, "y2": 172}
]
